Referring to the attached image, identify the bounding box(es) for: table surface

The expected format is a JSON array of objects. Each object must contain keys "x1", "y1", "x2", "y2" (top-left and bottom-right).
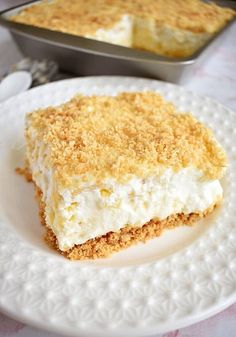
[{"x1": 0, "y1": 1, "x2": 236, "y2": 336}]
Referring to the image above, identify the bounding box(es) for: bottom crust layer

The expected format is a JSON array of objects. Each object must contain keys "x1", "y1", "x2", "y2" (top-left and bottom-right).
[{"x1": 34, "y1": 186, "x2": 218, "y2": 260}]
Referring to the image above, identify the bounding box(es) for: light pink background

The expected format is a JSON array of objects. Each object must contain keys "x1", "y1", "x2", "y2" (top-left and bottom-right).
[{"x1": 0, "y1": 1, "x2": 236, "y2": 336}]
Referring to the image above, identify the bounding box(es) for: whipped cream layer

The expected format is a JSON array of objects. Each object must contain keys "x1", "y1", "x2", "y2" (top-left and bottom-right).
[
  {"x1": 30, "y1": 147, "x2": 222, "y2": 251},
  {"x1": 85, "y1": 14, "x2": 133, "y2": 47}
]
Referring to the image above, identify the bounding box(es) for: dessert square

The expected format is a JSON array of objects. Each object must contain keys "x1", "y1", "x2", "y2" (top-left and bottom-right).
[{"x1": 24, "y1": 92, "x2": 226, "y2": 259}]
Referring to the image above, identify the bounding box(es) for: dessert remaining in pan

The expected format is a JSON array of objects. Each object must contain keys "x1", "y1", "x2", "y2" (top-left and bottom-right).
[{"x1": 10, "y1": 0, "x2": 235, "y2": 58}]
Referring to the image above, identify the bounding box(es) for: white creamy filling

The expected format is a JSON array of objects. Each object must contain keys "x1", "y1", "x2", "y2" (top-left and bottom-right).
[
  {"x1": 30, "y1": 144, "x2": 223, "y2": 251},
  {"x1": 85, "y1": 14, "x2": 133, "y2": 47}
]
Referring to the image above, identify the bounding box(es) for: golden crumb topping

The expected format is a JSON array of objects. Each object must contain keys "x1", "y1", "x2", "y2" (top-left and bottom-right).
[
  {"x1": 11, "y1": 0, "x2": 234, "y2": 36},
  {"x1": 26, "y1": 92, "x2": 226, "y2": 186}
]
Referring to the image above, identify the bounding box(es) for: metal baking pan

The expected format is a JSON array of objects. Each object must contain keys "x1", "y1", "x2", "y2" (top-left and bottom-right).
[{"x1": 0, "y1": 0, "x2": 235, "y2": 83}]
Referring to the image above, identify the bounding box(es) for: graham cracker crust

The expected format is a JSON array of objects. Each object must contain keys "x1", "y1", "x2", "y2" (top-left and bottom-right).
[{"x1": 34, "y1": 186, "x2": 217, "y2": 260}]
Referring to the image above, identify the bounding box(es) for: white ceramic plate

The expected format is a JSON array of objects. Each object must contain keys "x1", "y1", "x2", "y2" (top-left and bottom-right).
[{"x1": 0, "y1": 77, "x2": 236, "y2": 337}]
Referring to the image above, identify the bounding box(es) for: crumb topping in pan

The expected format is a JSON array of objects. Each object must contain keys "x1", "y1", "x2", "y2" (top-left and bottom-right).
[
  {"x1": 11, "y1": 0, "x2": 234, "y2": 36},
  {"x1": 26, "y1": 92, "x2": 227, "y2": 186}
]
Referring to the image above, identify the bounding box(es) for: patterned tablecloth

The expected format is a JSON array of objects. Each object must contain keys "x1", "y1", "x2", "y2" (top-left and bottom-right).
[{"x1": 0, "y1": 1, "x2": 236, "y2": 336}]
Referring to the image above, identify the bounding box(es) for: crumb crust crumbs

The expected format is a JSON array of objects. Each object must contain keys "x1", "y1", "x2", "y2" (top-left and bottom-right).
[{"x1": 25, "y1": 92, "x2": 227, "y2": 186}]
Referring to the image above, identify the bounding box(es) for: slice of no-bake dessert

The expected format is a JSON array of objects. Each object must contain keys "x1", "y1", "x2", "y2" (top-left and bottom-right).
[{"x1": 24, "y1": 92, "x2": 226, "y2": 259}]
